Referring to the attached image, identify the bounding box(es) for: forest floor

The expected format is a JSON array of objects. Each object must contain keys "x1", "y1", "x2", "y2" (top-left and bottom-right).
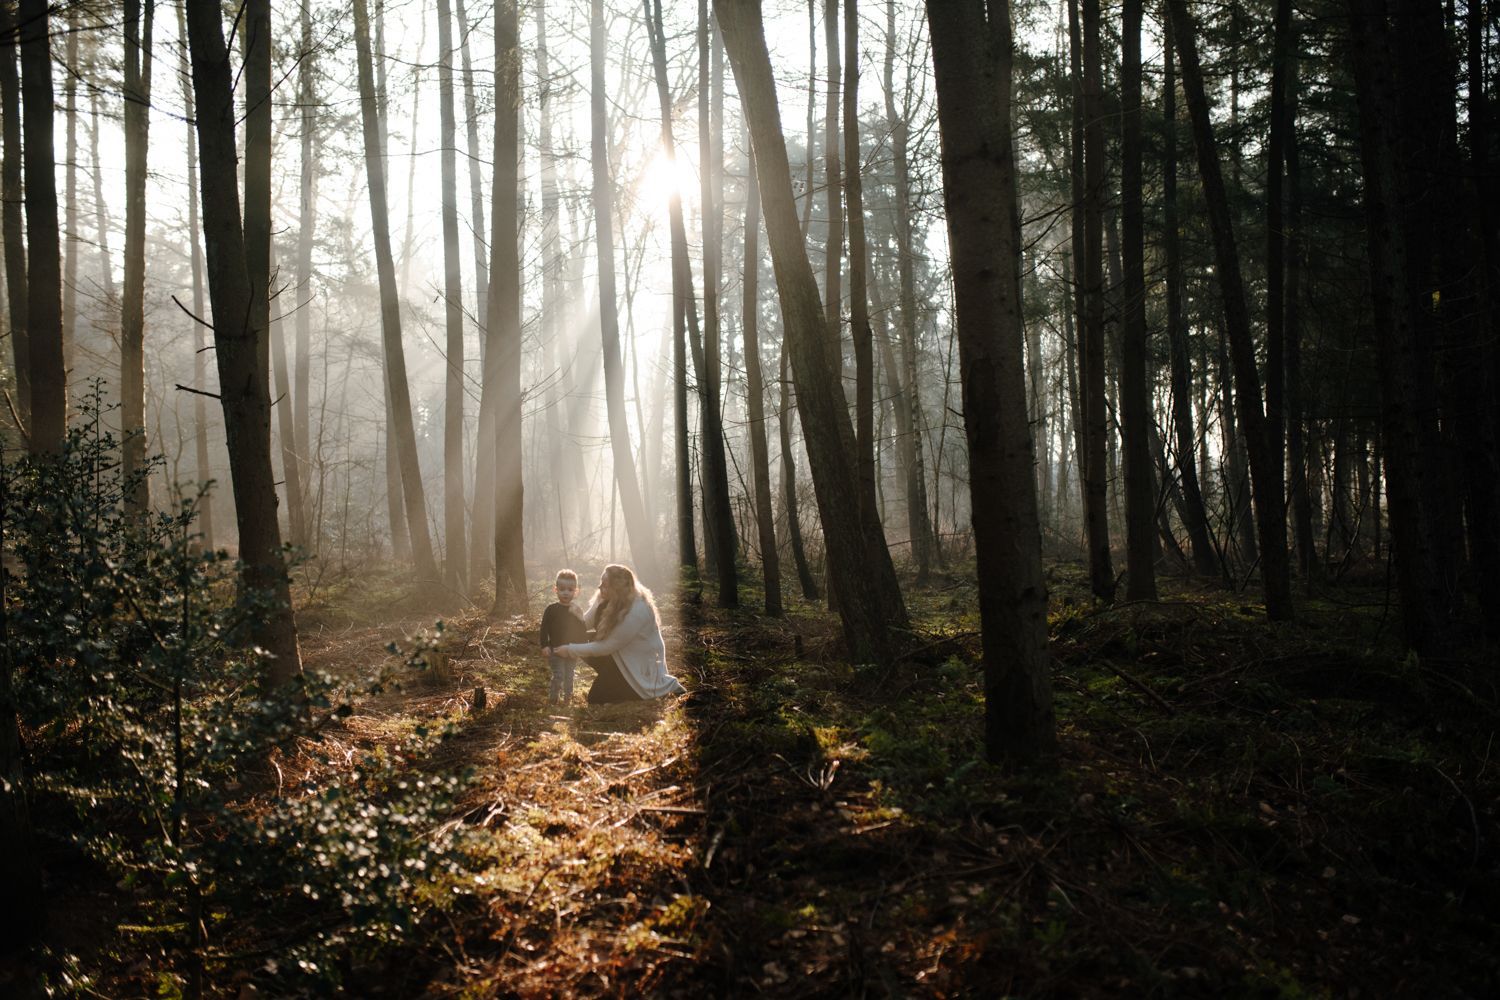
[{"x1": 28, "y1": 561, "x2": 1500, "y2": 997}]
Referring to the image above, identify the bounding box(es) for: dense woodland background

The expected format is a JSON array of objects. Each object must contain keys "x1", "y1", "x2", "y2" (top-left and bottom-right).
[{"x1": 1, "y1": 0, "x2": 1497, "y2": 994}]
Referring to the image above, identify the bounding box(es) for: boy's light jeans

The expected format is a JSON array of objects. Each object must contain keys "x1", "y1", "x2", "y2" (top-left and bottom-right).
[{"x1": 548, "y1": 653, "x2": 575, "y2": 704}]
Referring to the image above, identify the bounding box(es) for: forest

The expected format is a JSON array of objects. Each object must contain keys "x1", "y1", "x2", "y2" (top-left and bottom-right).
[{"x1": 1, "y1": 0, "x2": 1497, "y2": 994}]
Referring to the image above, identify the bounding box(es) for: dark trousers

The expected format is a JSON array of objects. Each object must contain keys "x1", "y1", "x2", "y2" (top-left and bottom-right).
[{"x1": 585, "y1": 655, "x2": 643, "y2": 704}]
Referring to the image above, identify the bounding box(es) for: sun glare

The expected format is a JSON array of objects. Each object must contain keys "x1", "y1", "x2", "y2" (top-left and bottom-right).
[{"x1": 638, "y1": 148, "x2": 698, "y2": 215}]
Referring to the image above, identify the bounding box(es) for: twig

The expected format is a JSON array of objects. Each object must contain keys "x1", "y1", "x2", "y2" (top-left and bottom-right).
[
  {"x1": 1101, "y1": 659, "x2": 1176, "y2": 715},
  {"x1": 174, "y1": 383, "x2": 221, "y2": 401}
]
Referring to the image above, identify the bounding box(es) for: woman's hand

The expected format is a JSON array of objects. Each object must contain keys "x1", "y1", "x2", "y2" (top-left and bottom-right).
[{"x1": 554, "y1": 645, "x2": 576, "y2": 659}]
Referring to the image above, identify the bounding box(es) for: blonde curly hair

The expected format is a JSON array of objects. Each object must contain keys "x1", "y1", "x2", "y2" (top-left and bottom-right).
[{"x1": 592, "y1": 564, "x2": 660, "y2": 640}]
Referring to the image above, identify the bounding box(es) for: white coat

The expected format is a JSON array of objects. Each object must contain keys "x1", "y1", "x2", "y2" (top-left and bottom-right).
[{"x1": 562, "y1": 594, "x2": 685, "y2": 699}]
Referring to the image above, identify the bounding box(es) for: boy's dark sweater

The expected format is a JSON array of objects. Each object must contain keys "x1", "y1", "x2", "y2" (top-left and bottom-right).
[{"x1": 539, "y1": 602, "x2": 588, "y2": 649}]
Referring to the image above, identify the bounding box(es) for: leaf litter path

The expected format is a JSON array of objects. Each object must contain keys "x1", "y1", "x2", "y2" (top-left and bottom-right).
[{"x1": 298, "y1": 595, "x2": 956, "y2": 997}]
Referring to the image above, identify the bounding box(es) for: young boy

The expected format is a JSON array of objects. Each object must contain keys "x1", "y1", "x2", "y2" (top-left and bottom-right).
[{"x1": 539, "y1": 569, "x2": 588, "y2": 706}]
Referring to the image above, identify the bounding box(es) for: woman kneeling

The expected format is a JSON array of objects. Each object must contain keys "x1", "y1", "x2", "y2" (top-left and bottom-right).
[{"x1": 552, "y1": 564, "x2": 685, "y2": 703}]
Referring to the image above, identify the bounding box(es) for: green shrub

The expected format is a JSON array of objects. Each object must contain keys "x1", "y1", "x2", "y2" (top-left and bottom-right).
[{"x1": 3, "y1": 388, "x2": 465, "y2": 992}]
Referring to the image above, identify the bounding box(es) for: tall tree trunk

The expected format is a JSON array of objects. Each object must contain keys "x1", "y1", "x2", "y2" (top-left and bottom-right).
[
  {"x1": 0, "y1": 1, "x2": 29, "y2": 427},
  {"x1": 120, "y1": 0, "x2": 153, "y2": 515},
  {"x1": 845, "y1": 0, "x2": 877, "y2": 533},
  {"x1": 1165, "y1": 0, "x2": 1294, "y2": 621},
  {"x1": 19, "y1": 0, "x2": 63, "y2": 453},
  {"x1": 1281, "y1": 9, "x2": 1315, "y2": 583},
  {"x1": 536, "y1": 0, "x2": 576, "y2": 564},
  {"x1": 294, "y1": 0, "x2": 317, "y2": 549},
  {"x1": 1067, "y1": 0, "x2": 1086, "y2": 543},
  {"x1": 823, "y1": 0, "x2": 842, "y2": 328},
  {"x1": 87, "y1": 86, "x2": 115, "y2": 306},
  {"x1": 743, "y1": 139, "x2": 782, "y2": 615},
  {"x1": 699, "y1": 1, "x2": 739, "y2": 605},
  {"x1": 1266, "y1": 0, "x2": 1294, "y2": 586},
  {"x1": 591, "y1": 0, "x2": 655, "y2": 578},
  {"x1": 1345, "y1": 0, "x2": 1453, "y2": 652},
  {"x1": 458, "y1": 0, "x2": 497, "y2": 589},
  {"x1": 883, "y1": 0, "x2": 936, "y2": 581},
  {"x1": 779, "y1": 346, "x2": 820, "y2": 599},
  {"x1": 1467, "y1": 0, "x2": 1500, "y2": 632},
  {"x1": 351, "y1": 0, "x2": 439, "y2": 580},
  {"x1": 61, "y1": 4, "x2": 76, "y2": 380},
  {"x1": 122, "y1": 0, "x2": 155, "y2": 518},
  {"x1": 1119, "y1": 0, "x2": 1155, "y2": 599},
  {"x1": 270, "y1": 281, "x2": 305, "y2": 549},
  {"x1": 645, "y1": 0, "x2": 698, "y2": 572},
  {"x1": 485, "y1": 0, "x2": 527, "y2": 613},
  {"x1": 184, "y1": 0, "x2": 302, "y2": 681},
  {"x1": 437, "y1": 0, "x2": 468, "y2": 592},
  {"x1": 176, "y1": 1, "x2": 214, "y2": 550},
  {"x1": 1080, "y1": 0, "x2": 1114, "y2": 600},
  {"x1": 1162, "y1": 23, "x2": 1216, "y2": 577},
  {"x1": 926, "y1": 0, "x2": 1054, "y2": 765},
  {"x1": 717, "y1": 0, "x2": 909, "y2": 663}
]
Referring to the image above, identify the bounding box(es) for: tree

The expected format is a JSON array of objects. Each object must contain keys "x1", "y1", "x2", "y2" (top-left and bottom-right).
[
  {"x1": 121, "y1": 0, "x2": 155, "y2": 518},
  {"x1": 175, "y1": 0, "x2": 214, "y2": 551},
  {"x1": 643, "y1": 0, "x2": 697, "y2": 574},
  {"x1": 590, "y1": 0, "x2": 656, "y2": 578},
  {"x1": 437, "y1": 0, "x2": 468, "y2": 592},
  {"x1": 484, "y1": 0, "x2": 527, "y2": 613},
  {"x1": 184, "y1": 0, "x2": 302, "y2": 682},
  {"x1": 1160, "y1": 22, "x2": 1216, "y2": 578},
  {"x1": 0, "y1": 0, "x2": 28, "y2": 429},
  {"x1": 19, "y1": 0, "x2": 63, "y2": 454},
  {"x1": 926, "y1": 0, "x2": 1055, "y2": 764},
  {"x1": 1344, "y1": 0, "x2": 1452, "y2": 652},
  {"x1": 697, "y1": 1, "x2": 739, "y2": 606},
  {"x1": 716, "y1": 0, "x2": 908, "y2": 664},
  {"x1": 1079, "y1": 0, "x2": 1113, "y2": 601},
  {"x1": 844, "y1": 0, "x2": 877, "y2": 532},
  {"x1": 1165, "y1": 0, "x2": 1293, "y2": 621},
  {"x1": 294, "y1": 0, "x2": 317, "y2": 549},
  {"x1": 350, "y1": 0, "x2": 440, "y2": 581},
  {"x1": 1119, "y1": 0, "x2": 1155, "y2": 600},
  {"x1": 882, "y1": 0, "x2": 937, "y2": 581},
  {"x1": 742, "y1": 139, "x2": 782, "y2": 616}
]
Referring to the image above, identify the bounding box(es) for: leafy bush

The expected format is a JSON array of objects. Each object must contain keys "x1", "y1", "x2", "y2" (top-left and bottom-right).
[{"x1": 2, "y1": 389, "x2": 466, "y2": 993}]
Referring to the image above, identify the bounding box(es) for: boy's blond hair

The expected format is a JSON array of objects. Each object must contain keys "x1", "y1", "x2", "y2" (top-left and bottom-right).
[{"x1": 555, "y1": 568, "x2": 578, "y2": 586}]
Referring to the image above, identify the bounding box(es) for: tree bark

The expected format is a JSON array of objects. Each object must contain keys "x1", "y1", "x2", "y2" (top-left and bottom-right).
[
  {"x1": 61, "y1": 4, "x2": 76, "y2": 382},
  {"x1": 19, "y1": 0, "x2": 63, "y2": 453},
  {"x1": 437, "y1": 0, "x2": 469, "y2": 592},
  {"x1": 1120, "y1": 0, "x2": 1155, "y2": 599},
  {"x1": 717, "y1": 0, "x2": 908, "y2": 663},
  {"x1": 294, "y1": 0, "x2": 317, "y2": 549},
  {"x1": 845, "y1": 0, "x2": 877, "y2": 534},
  {"x1": 484, "y1": 0, "x2": 527, "y2": 613},
  {"x1": 926, "y1": 0, "x2": 1055, "y2": 764},
  {"x1": 0, "y1": 0, "x2": 29, "y2": 427},
  {"x1": 779, "y1": 346, "x2": 820, "y2": 599},
  {"x1": 698, "y1": 2, "x2": 739, "y2": 606},
  {"x1": 643, "y1": 0, "x2": 699, "y2": 574},
  {"x1": 883, "y1": 0, "x2": 936, "y2": 580},
  {"x1": 121, "y1": 0, "x2": 155, "y2": 518},
  {"x1": 458, "y1": 0, "x2": 497, "y2": 589},
  {"x1": 176, "y1": 1, "x2": 214, "y2": 550},
  {"x1": 1345, "y1": 0, "x2": 1453, "y2": 652},
  {"x1": 351, "y1": 0, "x2": 439, "y2": 580},
  {"x1": 591, "y1": 0, "x2": 656, "y2": 579},
  {"x1": 185, "y1": 0, "x2": 302, "y2": 681},
  {"x1": 743, "y1": 139, "x2": 782, "y2": 616},
  {"x1": 1165, "y1": 0, "x2": 1294, "y2": 621},
  {"x1": 1162, "y1": 24, "x2": 1216, "y2": 578},
  {"x1": 1080, "y1": 0, "x2": 1113, "y2": 600}
]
